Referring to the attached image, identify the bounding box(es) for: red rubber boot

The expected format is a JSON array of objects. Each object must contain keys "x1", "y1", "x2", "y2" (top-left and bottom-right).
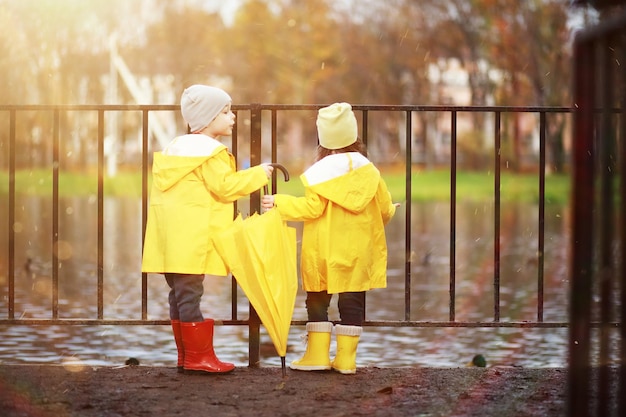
[
  {"x1": 181, "y1": 319, "x2": 235, "y2": 374},
  {"x1": 171, "y1": 320, "x2": 184, "y2": 373}
]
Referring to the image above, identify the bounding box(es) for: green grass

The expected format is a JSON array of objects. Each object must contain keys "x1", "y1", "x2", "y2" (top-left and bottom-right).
[
  {"x1": 409, "y1": 170, "x2": 570, "y2": 204},
  {"x1": 276, "y1": 169, "x2": 571, "y2": 204},
  {"x1": 0, "y1": 169, "x2": 571, "y2": 204},
  {"x1": 0, "y1": 170, "x2": 146, "y2": 198}
]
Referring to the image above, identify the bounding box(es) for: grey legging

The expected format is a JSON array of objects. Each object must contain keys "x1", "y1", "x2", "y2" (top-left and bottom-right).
[
  {"x1": 165, "y1": 273, "x2": 204, "y2": 322},
  {"x1": 305, "y1": 290, "x2": 365, "y2": 326}
]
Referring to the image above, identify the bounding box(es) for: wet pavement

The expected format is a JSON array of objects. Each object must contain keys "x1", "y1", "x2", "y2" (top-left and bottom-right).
[{"x1": 0, "y1": 364, "x2": 570, "y2": 416}]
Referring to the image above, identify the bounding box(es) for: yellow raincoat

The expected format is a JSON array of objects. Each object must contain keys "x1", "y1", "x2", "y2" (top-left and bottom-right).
[
  {"x1": 141, "y1": 134, "x2": 268, "y2": 276},
  {"x1": 273, "y1": 152, "x2": 396, "y2": 294}
]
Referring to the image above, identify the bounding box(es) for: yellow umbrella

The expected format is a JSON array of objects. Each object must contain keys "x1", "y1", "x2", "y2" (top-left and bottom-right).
[{"x1": 213, "y1": 165, "x2": 297, "y2": 376}]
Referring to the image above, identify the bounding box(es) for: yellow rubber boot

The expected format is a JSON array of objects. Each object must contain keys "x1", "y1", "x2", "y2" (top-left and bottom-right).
[
  {"x1": 331, "y1": 325, "x2": 362, "y2": 375},
  {"x1": 290, "y1": 322, "x2": 333, "y2": 371}
]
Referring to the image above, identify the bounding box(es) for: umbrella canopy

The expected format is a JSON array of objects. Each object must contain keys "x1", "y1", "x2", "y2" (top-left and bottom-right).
[{"x1": 213, "y1": 165, "x2": 297, "y2": 374}]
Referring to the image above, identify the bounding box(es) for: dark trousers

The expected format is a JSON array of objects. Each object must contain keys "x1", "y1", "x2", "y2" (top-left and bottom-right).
[
  {"x1": 165, "y1": 273, "x2": 204, "y2": 323},
  {"x1": 305, "y1": 291, "x2": 365, "y2": 326}
]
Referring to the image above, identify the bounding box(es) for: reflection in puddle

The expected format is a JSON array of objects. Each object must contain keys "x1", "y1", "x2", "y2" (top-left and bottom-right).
[{"x1": 0, "y1": 197, "x2": 573, "y2": 367}]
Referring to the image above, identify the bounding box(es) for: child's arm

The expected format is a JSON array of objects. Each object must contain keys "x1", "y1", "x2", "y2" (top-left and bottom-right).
[
  {"x1": 203, "y1": 158, "x2": 270, "y2": 202},
  {"x1": 266, "y1": 189, "x2": 327, "y2": 221}
]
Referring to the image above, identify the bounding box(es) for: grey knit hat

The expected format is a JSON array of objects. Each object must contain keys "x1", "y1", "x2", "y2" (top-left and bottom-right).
[{"x1": 180, "y1": 85, "x2": 232, "y2": 133}]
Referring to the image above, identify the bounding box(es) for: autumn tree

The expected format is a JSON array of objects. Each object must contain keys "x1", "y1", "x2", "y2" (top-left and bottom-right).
[
  {"x1": 0, "y1": 0, "x2": 588, "y2": 172},
  {"x1": 488, "y1": 0, "x2": 572, "y2": 172},
  {"x1": 0, "y1": 0, "x2": 127, "y2": 169},
  {"x1": 130, "y1": 3, "x2": 227, "y2": 96}
]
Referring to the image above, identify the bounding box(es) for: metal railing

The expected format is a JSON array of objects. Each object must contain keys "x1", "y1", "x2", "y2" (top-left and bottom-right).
[{"x1": 1, "y1": 102, "x2": 573, "y2": 366}]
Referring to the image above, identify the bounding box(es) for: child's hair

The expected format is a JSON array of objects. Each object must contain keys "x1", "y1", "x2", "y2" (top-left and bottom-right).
[{"x1": 316, "y1": 138, "x2": 367, "y2": 161}]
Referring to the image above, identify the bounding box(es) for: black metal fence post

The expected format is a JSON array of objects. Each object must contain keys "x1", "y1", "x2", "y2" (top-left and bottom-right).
[
  {"x1": 569, "y1": 10, "x2": 626, "y2": 417},
  {"x1": 248, "y1": 103, "x2": 263, "y2": 367}
]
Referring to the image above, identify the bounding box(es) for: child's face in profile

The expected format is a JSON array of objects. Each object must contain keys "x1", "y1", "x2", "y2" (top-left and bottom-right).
[{"x1": 205, "y1": 104, "x2": 235, "y2": 138}]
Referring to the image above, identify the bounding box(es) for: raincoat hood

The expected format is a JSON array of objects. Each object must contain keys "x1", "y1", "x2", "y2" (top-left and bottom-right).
[
  {"x1": 301, "y1": 152, "x2": 379, "y2": 213},
  {"x1": 152, "y1": 134, "x2": 226, "y2": 192}
]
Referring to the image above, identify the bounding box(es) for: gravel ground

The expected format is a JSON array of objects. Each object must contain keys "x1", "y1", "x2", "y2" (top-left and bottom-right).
[{"x1": 0, "y1": 364, "x2": 571, "y2": 417}]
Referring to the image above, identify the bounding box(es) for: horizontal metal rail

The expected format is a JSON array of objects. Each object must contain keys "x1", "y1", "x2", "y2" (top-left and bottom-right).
[{"x1": 0, "y1": 318, "x2": 587, "y2": 327}]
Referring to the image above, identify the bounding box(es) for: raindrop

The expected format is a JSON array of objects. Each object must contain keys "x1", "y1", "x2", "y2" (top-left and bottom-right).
[
  {"x1": 54, "y1": 240, "x2": 73, "y2": 261},
  {"x1": 12, "y1": 222, "x2": 23, "y2": 233}
]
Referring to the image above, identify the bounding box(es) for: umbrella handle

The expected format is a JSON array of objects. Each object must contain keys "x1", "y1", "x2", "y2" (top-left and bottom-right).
[{"x1": 264, "y1": 163, "x2": 290, "y2": 195}]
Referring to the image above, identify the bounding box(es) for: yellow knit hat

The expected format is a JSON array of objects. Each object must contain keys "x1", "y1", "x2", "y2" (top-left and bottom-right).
[{"x1": 316, "y1": 102, "x2": 358, "y2": 150}]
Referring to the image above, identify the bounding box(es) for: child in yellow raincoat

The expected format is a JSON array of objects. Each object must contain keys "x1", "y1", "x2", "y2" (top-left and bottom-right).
[
  {"x1": 142, "y1": 85, "x2": 273, "y2": 374},
  {"x1": 261, "y1": 102, "x2": 398, "y2": 374}
]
